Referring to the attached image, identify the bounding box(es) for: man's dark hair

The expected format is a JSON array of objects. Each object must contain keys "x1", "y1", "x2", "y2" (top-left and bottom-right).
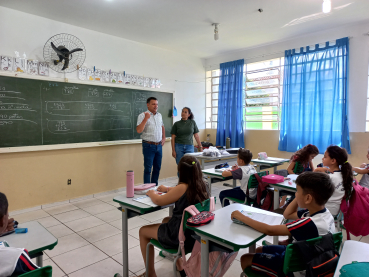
[
  {"x1": 238, "y1": 148, "x2": 252, "y2": 165},
  {"x1": 147, "y1": 97, "x2": 158, "y2": 104},
  {"x1": 296, "y1": 172, "x2": 334, "y2": 205},
  {"x1": 0, "y1": 192, "x2": 8, "y2": 221}
]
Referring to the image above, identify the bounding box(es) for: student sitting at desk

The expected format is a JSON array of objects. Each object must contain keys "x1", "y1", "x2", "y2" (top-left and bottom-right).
[
  {"x1": 287, "y1": 144, "x2": 319, "y2": 174},
  {"x1": 352, "y1": 147, "x2": 369, "y2": 189},
  {"x1": 0, "y1": 192, "x2": 39, "y2": 277},
  {"x1": 138, "y1": 156, "x2": 209, "y2": 277},
  {"x1": 219, "y1": 148, "x2": 257, "y2": 207},
  {"x1": 232, "y1": 172, "x2": 335, "y2": 276}
]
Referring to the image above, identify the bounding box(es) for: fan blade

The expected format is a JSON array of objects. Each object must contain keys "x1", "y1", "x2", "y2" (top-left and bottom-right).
[
  {"x1": 51, "y1": 42, "x2": 65, "y2": 57},
  {"x1": 68, "y1": 48, "x2": 83, "y2": 54},
  {"x1": 62, "y1": 58, "x2": 70, "y2": 70}
]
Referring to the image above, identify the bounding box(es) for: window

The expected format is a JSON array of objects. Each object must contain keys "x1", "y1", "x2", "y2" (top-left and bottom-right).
[
  {"x1": 245, "y1": 58, "x2": 284, "y2": 130},
  {"x1": 205, "y1": 69, "x2": 220, "y2": 129},
  {"x1": 367, "y1": 66, "x2": 369, "y2": 131}
]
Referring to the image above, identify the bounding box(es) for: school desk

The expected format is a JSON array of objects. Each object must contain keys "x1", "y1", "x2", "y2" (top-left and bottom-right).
[
  {"x1": 202, "y1": 168, "x2": 237, "y2": 192},
  {"x1": 5, "y1": 221, "x2": 58, "y2": 267},
  {"x1": 187, "y1": 203, "x2": 284, "y2": 277},
  {"x1": 185, "y1": 152, "x2": 238, "y2": 170},
  {"x1": 334, "y1": 240, "x2": 369, "y2": 277},
  {"x1": 251, "y1": 157, "x2": 290, "y2": 173},
  {"x1": 113, "y1": 192, "x2": 174, "y2": 277}
]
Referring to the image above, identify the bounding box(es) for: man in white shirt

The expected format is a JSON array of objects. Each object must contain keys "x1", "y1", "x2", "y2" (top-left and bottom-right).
[{"x1": 136, "y1": 97, "x2": 165, "y2": 185}]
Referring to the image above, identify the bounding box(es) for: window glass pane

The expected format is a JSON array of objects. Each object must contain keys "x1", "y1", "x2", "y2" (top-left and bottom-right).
[
  {"x1": 245, "y1": 122, "x2": 263, "y2": 129},
  {"x1": 206, "y1": 71, "x2": 212, "y2": 78},
  {"x1": 247, "y1": 58, "x2": 280, "y2": 71},
  {"x1": 245, "y1": 97, "x2": 279, "y2": 106},
  {"x1": 212, "y1": 115, "x2": 217, "y2": 121},
  {"x1": 212, "y1": 85, "x2": 219, "y2": 92},
  {"x1": 246, "y1": 87, "x2": 279, "y2": 97},
  {"x1": 212, "y1": 77, "x2": 219, "y2": 85},
  {"x1": 212, "y1": 100, "x2": 218, "y2": 107},
  {"x1": 212, "y1": 70, "x2": 220, "y2": 77},
  {"x1": 206, "y1": 122, "x2": 211, "y2": 129},
  {"x1": 212, "y1": 122, "x2": 217, "y2": 129},
  {"x1": 246, "y1": 79, "x2": 279, "y2": 89},
  {"x1": 246, "y1": 69, "x2": 279, "y2": 81},
  {"x1": 206, "y1": 108, "x2": 211, "y2": 121},
  {"x1": 206, "y1": 94, "x2": 211, "y2": 107},
  {"x1": 206, "y1": 79, "x2": 212, "y2": 93},
  {"x1": 212, "y1": 107, "x2": 218, "y2": 114},
  {"x1": 212, "y1": 93, "x2": 219, "y2": 100}
]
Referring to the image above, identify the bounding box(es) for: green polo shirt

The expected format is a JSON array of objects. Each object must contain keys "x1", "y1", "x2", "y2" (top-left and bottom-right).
[{"x1": 171, "y1": 119, "x2": 199, "y2": 145}]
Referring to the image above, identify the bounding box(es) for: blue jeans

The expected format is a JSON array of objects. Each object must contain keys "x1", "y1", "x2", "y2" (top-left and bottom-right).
[
  {"x1": 142, "y1": 142, "x2": 162, "y2": 185},
  {"x1": 175, "y1": 143, "x2": 194, "y2": 165},
  {"x1": 219, "y1": 187, "x2": 246, "y2": 207}
]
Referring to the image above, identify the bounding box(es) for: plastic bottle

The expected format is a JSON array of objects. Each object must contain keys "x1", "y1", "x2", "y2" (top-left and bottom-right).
[
  {"x1": 226, "y1": 137, "x2": 231, "y2": 149},
  {"x1": 126, "y1": 170, "x2": 134, "y2": 198}
]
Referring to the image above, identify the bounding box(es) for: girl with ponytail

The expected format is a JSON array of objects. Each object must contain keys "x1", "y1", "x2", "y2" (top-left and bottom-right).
[
  {"x1": 314, "y1": 145, "x2": 353, "y2": 216},
  {"x1": 138, "y1": 156, "x2": 209, "y2": 277}
]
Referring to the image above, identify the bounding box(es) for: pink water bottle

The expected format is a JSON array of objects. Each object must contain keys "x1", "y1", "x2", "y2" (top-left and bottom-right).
[{"x1": 126, "y1": 170, "x2": 134, "y2": 198}]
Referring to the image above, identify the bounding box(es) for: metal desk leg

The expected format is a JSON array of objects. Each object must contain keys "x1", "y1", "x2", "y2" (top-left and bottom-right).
[
  {"x1": 273, "y1": 166, "x2": 277, "y2": 173},
  {"x1": 256, "y1": 164, "x2": 260, "y2": 172},
  {"x1": 232, "y1": 179, "x2": 237, "y2": 188},
  {"x1": 36, "y1": 254, "x2": 43, "y2": 267},
  {"x1": 121, "y1": 205, "x2": 129, "y2": 277},
  {"x1": 169, "y1": 205, "x2": 174, "y2": 217},
  {"x1": 273, "y1": 187, "x2": 280, "y2": 245},
  {"x1": 249, "y1": 243, "x2": 256, "y2": 253},
  {"x1": 200, "y1": 159, "x2": 205, "y2": 170},
  {"x1": 200, "y1": 237, "x2": 209, "y2": 277}
]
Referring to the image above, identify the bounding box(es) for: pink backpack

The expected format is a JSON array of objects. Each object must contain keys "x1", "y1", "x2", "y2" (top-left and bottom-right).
[
  {"x1": 340, "y1": 180, "x2": 369, "y2": 240},
  {"x1": 178, "y1": 197, "x2": 237, "y2": 277}
]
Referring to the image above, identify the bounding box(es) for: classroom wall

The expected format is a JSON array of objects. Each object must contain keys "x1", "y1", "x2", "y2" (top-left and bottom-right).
[
  {"x1": 204, "y1": 20, "x2": 369, "y2": 167},
  {"x1": 0, "y1": 7, "x2": 205, "y2": 211}
]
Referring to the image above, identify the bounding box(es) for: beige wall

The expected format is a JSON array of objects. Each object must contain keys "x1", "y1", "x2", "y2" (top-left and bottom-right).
[
  {"x1": 0, "y1": 129, "x2": 207, "y2": 212},
  {"x1": 205, "y1": 129, "x2": 369, "y2": 170}
]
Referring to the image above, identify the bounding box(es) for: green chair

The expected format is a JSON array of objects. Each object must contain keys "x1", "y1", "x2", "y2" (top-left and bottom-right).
[
  {"x1": 145, "y1": 198, "x2": 213, "y2": 277},
  {"x1": 222, "y1": 171, "x2": 268, "y2": 207},
  {"x1": 243, "y1": 232, "x2": 343, "y2": 277},
  {"x1": 19, "y1": 266, "x2": 52, "y2": 277},
  {"x1": 293, "y1": 161, "x2": 304, "y2": 174}
]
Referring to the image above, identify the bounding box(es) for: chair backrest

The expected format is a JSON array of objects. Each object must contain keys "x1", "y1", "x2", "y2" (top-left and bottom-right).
[
  {"x1": 182, "y1": 198, "x2": 212, "y2": 234},
  {"x1": 293, "y1": 161, "x2": 304, "y2": 174},
  {"x1": 282, "y1": 232, "x2": 343, "y2": 274},
  {"x1": 19, "y1": 266, "x2": 52, "y2": 277},
  {"x1": 247, "y1": 171, "x2": 268, "y2": 189}
]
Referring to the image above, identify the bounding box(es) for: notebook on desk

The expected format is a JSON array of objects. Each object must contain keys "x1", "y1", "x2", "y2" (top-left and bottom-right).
[
  {"x1": 133, "y1": 193, "x2": 166, "y2": 207},
  {"x1": 232, "y1": 211, "x2": 282, "y2": 226}
]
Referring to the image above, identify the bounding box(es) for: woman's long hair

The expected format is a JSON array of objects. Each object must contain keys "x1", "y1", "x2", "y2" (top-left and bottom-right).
[
  {"x1": 290, "y1": 144, "x2": 319, "y2": 164},
  {"x1": 183, "y1": 107, "x2": 194, "y2": 120},
  {"x1": 178, "y1": 156, "x2": 209, "y2": 204},
  {"x1": 326, "y1": 145, "x2": 353, "y2": 198}
]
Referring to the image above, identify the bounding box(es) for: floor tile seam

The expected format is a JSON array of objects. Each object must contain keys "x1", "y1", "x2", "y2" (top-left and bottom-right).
[
  {"x1": 42, "y1": 205, "x2": 80, "y2": 216},
  {"x1": 60, "y1": 257, "x2": 112, "y2": 276},
  {"x1": 80, "y1": 206, "x2": 118, "y2": 215},
  {"x1": 55, "y1": 212, "x2": 93, "y2": 223},
  {"x1": 72, "y1": 199, "x2": 107, "y2": 209},
  {"x1": 46, "y1": 233, "x2": 92, "y2": 258},
  {"x1": 47, "y1": 255, "x2": 71, "y2": 276},
  {"x1": 79, "y1": 228, "x2": 124, "y2": 244},
  {"x1": 65, "y1": 220, "x2": 107, "y2": 233}
]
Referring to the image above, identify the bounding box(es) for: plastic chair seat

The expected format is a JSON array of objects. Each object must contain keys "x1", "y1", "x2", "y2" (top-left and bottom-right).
[
  {"x1": 19, "y1": 266, "x2": 52, "y2": 277},
  {"x1": 243, "y1": 267, "x2": 264, "y2": 277},
  {"x1": 149, "y1": 239, "x2": 178, "y2": 255}
]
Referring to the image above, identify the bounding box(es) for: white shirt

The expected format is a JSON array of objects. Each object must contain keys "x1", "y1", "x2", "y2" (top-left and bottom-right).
[
  {"x1": 231, "y1": 164, "x2": 257, "y2": 197},
  {"x1": 326, "y1": 171, "x2": 344, "y2": 216},
  {"x1": 137, "y1": 110, "x2": 164, "y2": 143}
]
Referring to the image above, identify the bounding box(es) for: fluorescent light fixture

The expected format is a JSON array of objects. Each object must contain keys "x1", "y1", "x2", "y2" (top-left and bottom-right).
[
  {"x1": 212, "y1": 23, "x2": 219, "y2": 41},
  {"x1": 322, "y1": 0, "x2": 332, "y2": 13}
]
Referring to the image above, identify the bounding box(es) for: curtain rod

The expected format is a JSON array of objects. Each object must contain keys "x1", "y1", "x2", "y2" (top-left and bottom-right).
[{"x1": 206, "y1": 36, "x2": 353, "y2": 70}]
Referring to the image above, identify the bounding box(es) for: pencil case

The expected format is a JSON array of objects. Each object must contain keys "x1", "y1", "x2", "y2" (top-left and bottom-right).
[
  {"x1": 134, "y1": 183, "x2": 156, "y2": 191},
  {"x1": 258, "y1": 152, "x2": 268, "y2": 160},
  {"x1": 262, "y1": 174, "x2": 284, "y2": 184}
]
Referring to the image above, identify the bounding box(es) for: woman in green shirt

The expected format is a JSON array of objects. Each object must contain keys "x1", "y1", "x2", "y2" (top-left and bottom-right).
[{"x1": 171, "y1": 107, "x2": 202, "y2": 165}]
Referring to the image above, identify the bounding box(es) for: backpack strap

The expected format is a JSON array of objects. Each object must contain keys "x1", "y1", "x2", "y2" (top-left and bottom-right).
[
  {"x1": 253, "y1": 172, "x2": 269, "y2": 204},
  {"x1": 209, "y1": 197, "x2": 215, "y2": 213}
]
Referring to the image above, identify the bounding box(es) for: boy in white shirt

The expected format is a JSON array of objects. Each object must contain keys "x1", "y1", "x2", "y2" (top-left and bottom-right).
[{"x1": 219, "y1": 148, "x2": 257, "y2": 207}]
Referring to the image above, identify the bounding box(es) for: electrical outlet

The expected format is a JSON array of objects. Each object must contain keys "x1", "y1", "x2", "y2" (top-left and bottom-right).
[{"x1": 68, "y1": 179, "x2": 71, "y2": 185}]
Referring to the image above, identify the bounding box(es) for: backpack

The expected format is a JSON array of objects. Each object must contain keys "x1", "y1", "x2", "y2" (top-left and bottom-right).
[
  {"x1": 178, "y1": 197, "x2": 237, "y2": 277},
  {"x1": 293, "y1": 233, "x2": 340, "y2": 277},
  {"x1": 340, "y1": 180, "x2": 369, "y2": 240},
  {"x1": 253, "y1": 172, "x2": 274, "y2": 211}
]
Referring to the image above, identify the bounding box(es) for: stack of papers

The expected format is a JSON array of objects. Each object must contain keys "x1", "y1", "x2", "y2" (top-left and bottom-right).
[
  {"x1": 233, "y1": 211, "x2": 282, "y2": 226},
  {"x1": 133, "y1": 193, "x2": 166, "y2": 207}
]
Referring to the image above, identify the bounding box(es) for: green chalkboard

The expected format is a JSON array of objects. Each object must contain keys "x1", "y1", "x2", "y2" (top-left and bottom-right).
[{"x1": 0, "y1": 75, "x2": 173, "y2": 148}]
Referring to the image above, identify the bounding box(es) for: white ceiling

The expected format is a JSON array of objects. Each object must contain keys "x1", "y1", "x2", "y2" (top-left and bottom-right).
[{"x1": 1, "y1": 0, "x2": 369, "y2": 58}]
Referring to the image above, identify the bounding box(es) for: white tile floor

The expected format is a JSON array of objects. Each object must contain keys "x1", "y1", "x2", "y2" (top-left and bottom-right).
[{"x1": 11, "y1": 179, "x2": 368, "y2": 277}]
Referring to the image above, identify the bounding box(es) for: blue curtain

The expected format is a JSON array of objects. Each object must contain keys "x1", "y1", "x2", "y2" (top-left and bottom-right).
[
  {"x1": 216, "y1": 59, "x2": 245, "y2": 148},
  {"x1": 278, "y1": 37, "x2": 351, "y2": 154}
]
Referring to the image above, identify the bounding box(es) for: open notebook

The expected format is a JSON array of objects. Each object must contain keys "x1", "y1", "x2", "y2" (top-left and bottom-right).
[
  {"x1": 233, "y1": 210, "x2": 282, "y2": 226},
  {"x1": 133, "y1": 193, "x2": 166, "y2": 207}
]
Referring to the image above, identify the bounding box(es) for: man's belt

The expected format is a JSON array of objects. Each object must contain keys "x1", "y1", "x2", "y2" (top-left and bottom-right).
[{"x1": 143, "y1": 140, "x2": 161, "y2": 145}]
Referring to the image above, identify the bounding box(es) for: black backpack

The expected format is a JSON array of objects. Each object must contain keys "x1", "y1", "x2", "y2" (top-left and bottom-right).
[{"x1": 293, "y1": 233, "x2": 339, "y2": 277}]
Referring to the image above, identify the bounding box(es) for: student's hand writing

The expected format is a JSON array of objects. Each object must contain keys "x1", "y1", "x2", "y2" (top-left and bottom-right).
[
  {"x1": 146, "y1": 190, "x2": 157, "y2": 197},
  {"x1": 157, "y1": 185, "x2": 167, "y2": 192},
  {"x1": 231, "y1": 210, "x2": 243, "y2": 220},
  {"x1": 231, "y1": 164, "x2": 239, "y2": 170}
]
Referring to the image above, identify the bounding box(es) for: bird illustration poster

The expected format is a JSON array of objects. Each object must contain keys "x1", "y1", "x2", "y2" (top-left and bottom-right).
[
  {"x1": 87, "y1": 68, "x2": 94, "y2": 81},
  {"x1": 144, "y1": 77, "x2": 150, "y2": 87},
  {"x1": 110, "y1": 72, "x2": 117, "y2": 83},
  {"x1": 150, "y1": 78, "x2": 156, "y2": 88},
  {"x1": 124, "y1": 74, "x2": 131, "y2": 85},
  {"x1": 27, "y1": 60, "x2": 38, "y2": 75},
  {"x1": 117, "y1": 72, "x2": 124, "y2": 83},
  {"x1": 94, "y1": 69, "x2": 101, "y2": 81},
  {"x1": 78, "y1": 67, "x2": 87, "y2": 80},
  {"x1": 155, "y1": 78, "x2": 161, "y2": 88},
  {"x1": 14, "y1": 57, "x2": 26, "y2": 73},
  {"x1": 131, "y1": 75, "x2": 137, "y2": 86},
  {"x1": 102, "y1": 71, "x2": 110, "y2": 82},
  {"x1": 137, "y1": 76, "x2": 144, "y2": 86},
  {"x1": 1, "y1": 56, "x2": 13, "y2": 71},
  {"x1": 38, "y1": 62, "x2": 49, "y2": 76}
]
